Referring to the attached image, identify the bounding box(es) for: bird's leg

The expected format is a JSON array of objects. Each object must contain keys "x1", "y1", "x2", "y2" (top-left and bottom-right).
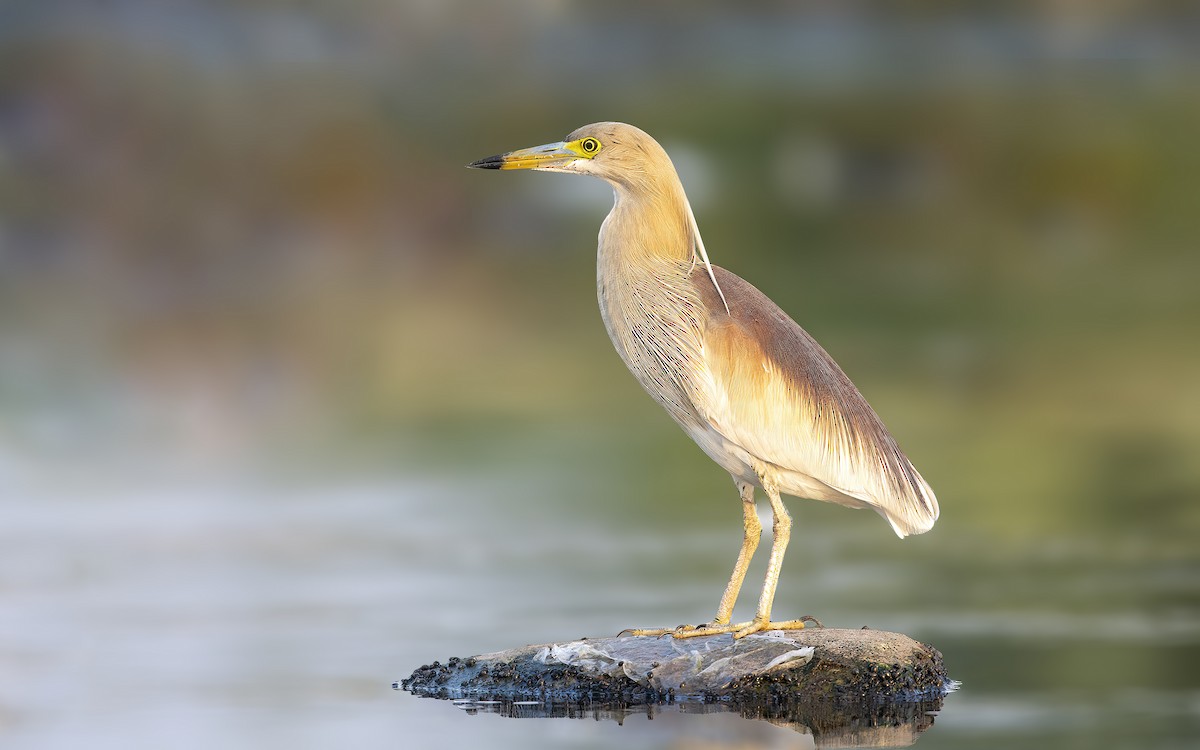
[
  {"x1": 621, "y1": 479, "x2": 818, "y2": 640},
  {"x1": 730, "y1": 481, "x2": 814, "y2": 638},
  {"x1": 669, "y1": 479, "x2": 819, "y2": 639},
  {"x1": 712, "y1": 481, "x2": 761, "y2": 625},
  {"x1": 662, "y1": 482, "x2": 760, "y2": 638},
  {"x1": 619, "y1": 481, "x2": 762, "y2": 639}
]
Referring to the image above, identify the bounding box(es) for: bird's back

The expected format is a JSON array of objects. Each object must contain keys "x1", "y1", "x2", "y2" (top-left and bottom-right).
[{"x1": 687, "y1": 266, "x2": 939, "y2": 537}]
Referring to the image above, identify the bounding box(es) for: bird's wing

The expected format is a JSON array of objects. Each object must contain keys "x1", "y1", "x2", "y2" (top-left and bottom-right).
[{"x1": 690, "y1": 267, "x2": 939, "y2": 537}]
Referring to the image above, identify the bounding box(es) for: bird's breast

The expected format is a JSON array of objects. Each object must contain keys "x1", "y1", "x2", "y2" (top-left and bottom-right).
[{"x1": 596, "y1": 259, "x2": 711, "y2": 432}]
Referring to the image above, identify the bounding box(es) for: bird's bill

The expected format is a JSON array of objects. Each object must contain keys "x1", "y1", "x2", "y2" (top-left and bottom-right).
[{"x1": 468, "y1": 140, "x2": 582, "y2": 171}]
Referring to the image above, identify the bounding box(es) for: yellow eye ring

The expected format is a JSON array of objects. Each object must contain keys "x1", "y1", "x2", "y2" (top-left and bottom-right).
[{"x1": 579, "y1": 137, "x2": 601, "y2": 155}]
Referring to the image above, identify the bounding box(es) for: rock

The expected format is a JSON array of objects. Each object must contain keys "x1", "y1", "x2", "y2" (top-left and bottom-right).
[
  {"x1": 400, "y1": 628, "x2": 952, "y2": 745},
  {"x1": 403, "y1": 628, "x2": 948, "y2": 703}
]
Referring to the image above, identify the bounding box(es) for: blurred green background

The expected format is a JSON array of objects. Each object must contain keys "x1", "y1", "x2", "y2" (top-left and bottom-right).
[
  {"x1": 4, "y1": 1, "x2": 1198, "y2": 538},
  {"x1": 1, "y1": 2, "x2": 1198, "y2": 748}
]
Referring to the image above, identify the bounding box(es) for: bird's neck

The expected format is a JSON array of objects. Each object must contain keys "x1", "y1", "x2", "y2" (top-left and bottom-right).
[
  {"x1": 595, "y1": 182, "x2": 709, "y2": 428},
  {"x1": 598, "y1": 182, "x2": 695, "y2": 279},
  {"x1": 596, "y1": 180, "x2": 708, "y2": 335}
]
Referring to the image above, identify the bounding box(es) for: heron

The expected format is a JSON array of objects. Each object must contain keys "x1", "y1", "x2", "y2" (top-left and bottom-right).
[{"x1": 468, "y1": 122, "x2": 938, "y2": 639}]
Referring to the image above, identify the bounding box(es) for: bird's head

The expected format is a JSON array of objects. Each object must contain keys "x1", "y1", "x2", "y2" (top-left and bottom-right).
[
  {"x1": 468, "y1": 122, "x2": 674, "y2": 191},
  {"x1": 469, "y1": 121, "x2": 726, "y2": 305}
]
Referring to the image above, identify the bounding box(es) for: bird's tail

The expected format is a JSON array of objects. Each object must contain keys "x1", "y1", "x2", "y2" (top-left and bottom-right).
[{"x1": 878, "y1": 467, "x2": 939, "y2": 539}]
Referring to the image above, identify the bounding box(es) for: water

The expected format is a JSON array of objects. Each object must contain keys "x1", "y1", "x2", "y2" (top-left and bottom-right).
[
  {"x1": 4, "y1": 2, "x2": 1199, "y2": 747},
  {"x1": 2, "y1": 429, "x2": 1197, "y2": 750}
]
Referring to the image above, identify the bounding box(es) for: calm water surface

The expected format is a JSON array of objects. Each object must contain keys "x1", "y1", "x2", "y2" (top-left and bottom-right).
[{"x1": 1, "y1": 432, "x2": 1197, "y2": 749}]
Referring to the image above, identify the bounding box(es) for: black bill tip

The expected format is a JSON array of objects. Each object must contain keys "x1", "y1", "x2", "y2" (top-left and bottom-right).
[{"x1": 467, "y1": 154, "x2": 505, "y2": 169}]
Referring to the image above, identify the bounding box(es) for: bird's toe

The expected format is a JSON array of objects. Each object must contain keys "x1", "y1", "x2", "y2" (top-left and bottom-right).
[{"x1": 732, "y1": 614, "x2": 822, "y2": 639}]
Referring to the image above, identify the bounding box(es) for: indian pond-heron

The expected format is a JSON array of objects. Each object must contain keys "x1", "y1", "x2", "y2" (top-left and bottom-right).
[{"x1": 469, "y1": 122, "x2": 938, "y2": 638}]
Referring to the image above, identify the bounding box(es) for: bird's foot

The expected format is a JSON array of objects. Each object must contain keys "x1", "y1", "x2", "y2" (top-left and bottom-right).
[
  {"x1": 667, "y1": 621, "x2": 744, "y2": 639},
  {"x1": 669, "y1": 618, "x2": 803, "y2": 639},
  {"x1": 619, "y1": 615, "x2": 822, "y2": 640},
  {"x1": 669, "y1": 615, "x2": 824, "y2": 639},
  {"x1": 617, "y1": 623, "x2": 708, "y2": 638},
  {"x1": 728, "y1": 614, "x2": 823, "y2": 639}
]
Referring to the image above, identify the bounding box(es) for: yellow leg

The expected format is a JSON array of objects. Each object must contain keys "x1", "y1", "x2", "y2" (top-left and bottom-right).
[
  {"x1": 671, "y1": 480, "x2": 820, "y2": 639},
  {"x1": 621, "y1": 481, "x2": 759, "y2": 638},
  {"x1": 733, "y1": 481, "x2": 794, "y2": 637},
  {"x1": 713, "y1": 481, "x2": 760, "y2": 625},
  {"x1": 621, "y1": 478, "x2": 821, "y2": 640}
]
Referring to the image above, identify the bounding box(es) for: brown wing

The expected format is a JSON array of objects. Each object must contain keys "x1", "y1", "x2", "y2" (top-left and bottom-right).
[{"x1": 691, "y1": 266, "x2": 938, "y2": 536}]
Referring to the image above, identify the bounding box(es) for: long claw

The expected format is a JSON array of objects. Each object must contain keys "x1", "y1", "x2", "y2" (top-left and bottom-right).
[
  {"x1": 669, "y1": 622, "x2": 743, "y2": 638},
  {"x1": 620, "y1": 622, "x2": 724, "y2": 638},
  {"x1": 618, "y1": 624, "x2": 695, "y2": 638},
  {"x1": 731, "y1": 614, "x2": 822, "y2": 638},
  {"x1": 618, "y1": 627, "x2": 668, "y2": 637},
  {"x1": 622, "y1": 615, "x2": 822, "y2": 639}
]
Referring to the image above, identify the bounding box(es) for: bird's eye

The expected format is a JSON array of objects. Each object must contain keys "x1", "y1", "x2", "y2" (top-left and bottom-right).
[{"x1": 580, "y1": 137, "x2": 601, "y2": 155}]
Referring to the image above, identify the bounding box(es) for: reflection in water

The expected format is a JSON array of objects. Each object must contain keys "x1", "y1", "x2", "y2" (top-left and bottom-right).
[
  {"x1": 438, "y1": 696, "x2": 944, "y2": 748},
  {"x1": 399, "y1": 626, "x2": 951, "y2": 747}
]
